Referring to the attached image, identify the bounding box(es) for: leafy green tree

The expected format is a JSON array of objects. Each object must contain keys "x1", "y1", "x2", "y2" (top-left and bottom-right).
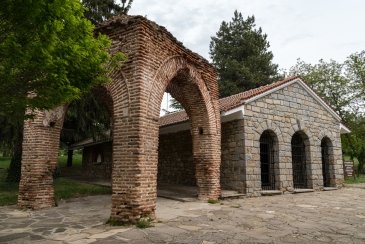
[
  {"x1": 60, "y1": 0, "x2": 134, "y2": 166},
  {"x1": 0, "y1": 0, "x2": 123, "y2": 117},
  {"x1": 289, "y1": 59, "x2": 354, "y2": 117},
  {"x1": 346, "y1": 51, "x2": 365, "y2": 102},
  {"x1": 210, "y1": 10, "x2": 279, "y2": 97},
  {"x1": 341, "y1": 114, "x2": 365, "y2": 175},
  {"x1": 82, "y1": 0, "x2": 134, "y2": 25},
  {"x1": 0, "y1": 0, "x2": 124, "y2": 181}
]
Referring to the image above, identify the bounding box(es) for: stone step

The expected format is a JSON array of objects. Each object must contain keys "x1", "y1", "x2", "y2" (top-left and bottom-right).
[
  {"x1": 260, "y1": 190, "x2": 282, "y2": 196},
  {"x1": 220, "y1": 190, "x2": 245, "y2": 199},
  {"x1": 323, "y1": 187, "x2": 338, "y2": 191},
  {"x1": 293, "y1": 188, "x2": 315, "y2": 194}
]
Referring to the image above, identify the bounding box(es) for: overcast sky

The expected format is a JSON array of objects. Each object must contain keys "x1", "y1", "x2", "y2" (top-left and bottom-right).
[{"x1": 129, "y1": 0, "x2": 365, "y2": 71}]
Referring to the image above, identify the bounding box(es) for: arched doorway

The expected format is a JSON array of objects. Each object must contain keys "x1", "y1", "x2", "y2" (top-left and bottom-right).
[
  {"x1": 259, "y1": 130, "x2": 279, "y2": 190},
  {"x1": 291, "y1": 131, "x2": 310, "y2": 189},
  {"x1": 321, "y1": 137, "x2": 333, "y2": 187}
]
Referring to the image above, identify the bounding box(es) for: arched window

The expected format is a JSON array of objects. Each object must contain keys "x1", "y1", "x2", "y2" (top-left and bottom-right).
[
  {"x1": 321, "y1": 137, "x2": 333, "y2": 187},
  {"x1": 291, "y1": 131, "x2": 309, "y2": 189},
  {"x1": 260, "y1": 130, "x2": 279, "y2": 190}
]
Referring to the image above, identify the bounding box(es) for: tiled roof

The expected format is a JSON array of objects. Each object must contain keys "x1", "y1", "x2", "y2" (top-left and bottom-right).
[
  {"x1": 159, "y1": 76, "x2": 299, "y2": 127},
  {"x1": 159, "y1": 110, "x2": 189, "y2": 127}
]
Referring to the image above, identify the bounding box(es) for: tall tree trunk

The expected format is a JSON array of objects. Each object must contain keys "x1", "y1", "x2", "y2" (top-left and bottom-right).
[{"x1": 67, "y1": 148, "x2": 73, "y2": 167}]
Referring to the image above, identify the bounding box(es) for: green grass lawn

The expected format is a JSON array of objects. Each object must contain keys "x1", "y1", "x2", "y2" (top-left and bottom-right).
[
  {"x1": 344, "y1": 174, "x2": 365, "y2": 184},
  {"x1": 0, "y1": 156, "x2": 11, "y2": 169},
  {"x1": 57, "y1": 151, "x2": 83, "y2": 168},
  {"x1": 0, "y1": 153, "x2": 111, "y2": 206}
]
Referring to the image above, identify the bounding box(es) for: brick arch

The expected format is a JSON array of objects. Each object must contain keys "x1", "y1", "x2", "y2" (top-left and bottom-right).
[
  {"x1": 18, "y1": 15, "x2": 220, "y2": 224},
  {"x1": 18, "y1": 83, "x2": 118, "y2": 210},
  {"x1": 107, "y1": 69, "x2": 130, "y2": 118},
  {"x1": 144, "y1": 56, "x2": 221, "y2": 200}
]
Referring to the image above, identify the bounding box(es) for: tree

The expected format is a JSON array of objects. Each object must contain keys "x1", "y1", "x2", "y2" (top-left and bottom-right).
[
  {"x1": 341, "y1": 114, "x2": 365, "y2": 175},
  {"x1": 0, "y1": 0, "x2": 125, "y2": 181},
  {"x1": 58, "y1": 0, "x2": 134, "y2": 166},
  {"x1": 346, "y1": 51, "x2": 365, "y2": 104},
  {"x1": 82, "y1": 0, "x2": 134, "y2": 25},
  {"x1": 0, "y1": 0, "x2": 124, "y2": 117},
  {"x1": 61, "y1": 91, "x2": 111, "y2": 167},
  {"x1": 289, "y1": 59, "x2": 354, "y2": 117},
  {"x1": 210, "y1": 10, "x2": 279, "y2": 98}
]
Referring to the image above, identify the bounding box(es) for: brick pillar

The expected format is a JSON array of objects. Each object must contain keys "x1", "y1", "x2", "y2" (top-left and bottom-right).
[
  {"x1": 110, "y1": 114, "x2": 158, "y2": 224},
  {"x1": 18, "y1": 107, "x2": 65, "y2": 209},
  {"x1": 192, "y1": 128, "x2": 221, "y2": 200}
]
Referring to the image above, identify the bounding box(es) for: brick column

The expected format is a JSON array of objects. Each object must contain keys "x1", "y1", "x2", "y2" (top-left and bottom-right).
[
  {"x1": 192, "y1": 129, "x2": 221, "y2": 200},
  {"x1": 109, "y1": 116, "x2": 158, "y2": 223},
  {"x1": 18, "y1": 107, "x2": 65, "y2": 209}
]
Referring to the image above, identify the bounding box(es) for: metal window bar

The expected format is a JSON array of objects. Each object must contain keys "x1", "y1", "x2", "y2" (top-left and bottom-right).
[
  {"x1": 292, "y1": 134, "x2": 307, "y2": 189},
  {"x1": 321, "y1": 141, "x2": 331, "y2": 187},
  {"x1": 260, "y1": 134, "x2": 276, "y2": 190}
]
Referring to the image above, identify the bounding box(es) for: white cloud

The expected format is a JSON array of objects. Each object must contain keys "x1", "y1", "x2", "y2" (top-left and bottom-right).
[
  {"x1": 129, "y1": 0, "x2": 365, "y2": 70},
  {"x1": 127, "y1": 0, "x2": 365, "y2": 113}
]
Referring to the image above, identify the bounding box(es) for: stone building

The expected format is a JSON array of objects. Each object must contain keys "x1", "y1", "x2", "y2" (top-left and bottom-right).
[
  {"x1": 69, "y1": 138, "x2": 113, "y2": 179},
  {"x1": 159, "y1": 77, "x2": 350, "y2": 196}
]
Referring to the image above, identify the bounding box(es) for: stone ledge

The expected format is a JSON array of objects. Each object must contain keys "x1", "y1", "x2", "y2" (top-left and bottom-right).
[
  {"x1": 323, "y1": 187, "x2": 338, "y2": 191},
  {"x1": 293, "y1": 189, "x2": 315, "y2": 194},
  {"x1": 260, "y1": 190, "x2": 282, "y2": 196}
]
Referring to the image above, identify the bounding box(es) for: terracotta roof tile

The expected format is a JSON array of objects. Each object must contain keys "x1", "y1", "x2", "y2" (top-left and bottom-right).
[
  {"x1": 159, "y1": 77, "x2": 299, "y2": 127},
  {"x1": 159, "y1": 110, "x2": 189, "y2": 127},
  {"x1": 219, "y1": 76, "x2": 298, "y2": 112}
]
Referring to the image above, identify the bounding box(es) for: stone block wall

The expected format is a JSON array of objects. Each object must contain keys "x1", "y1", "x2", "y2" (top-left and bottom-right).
[
  {"x1": 221, "y1": 120, "x2": 246, "y2": 193},
  {"x1": 158, "y1": 130, "x2": 195, "y2": 186},
  {"x1": 243, "y1": 82, "x2": 344, "y2": 196},
  {"x1": 158, "y1": 120, "x2": 245, "y2": 193},
  {"x1": 82, "y1": 142, "x2": 113, "y2": 179}
]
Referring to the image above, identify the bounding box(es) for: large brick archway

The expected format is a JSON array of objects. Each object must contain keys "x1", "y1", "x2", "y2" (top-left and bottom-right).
[{"x1": 18, "y1": 15, "x2": 221, "y2": 224}]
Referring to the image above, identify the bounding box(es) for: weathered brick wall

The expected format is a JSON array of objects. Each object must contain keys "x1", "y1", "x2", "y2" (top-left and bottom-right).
[
  {"x1": 158, "y1": 131, "x2": 195, "y2": 186},
  {"x1": 244, "y1": 82, "x2": 344, "y2": 196},
  {"x1": 82, "y1": 142, "x2": 113, "y2": 179},
  {"x1": 221, "y1": 120, "x2": 246, "y2": 193}
]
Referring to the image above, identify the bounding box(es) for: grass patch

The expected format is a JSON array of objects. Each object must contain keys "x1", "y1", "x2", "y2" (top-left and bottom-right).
[
  {"x1": 57, "y1": 151, "x2": 82, "y2": 168},
  {"x1": 345, "y1": 174, "x2": 365, "y2": 184},
  {"x1": 207, "y1": 199, "x2": 219, "y2": 204},
  {"x1": 0, "y1": 179, "x2": 19, "y2": 206},
  {"x1": 0, "y1": 157, "x2": 18, "y2": 206},
  {"x1": 136, "y1": 217, "x2": 153, "y2": 229},
  {"x1": 0, "y1": 156, "x2": 11, "y2": 170},
  {"x1": 54, "y1": 178, "x2": 111, "y2": 201},
  {"x1": 0, "y1": 155, "x2": 111, "y2": 206}
]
